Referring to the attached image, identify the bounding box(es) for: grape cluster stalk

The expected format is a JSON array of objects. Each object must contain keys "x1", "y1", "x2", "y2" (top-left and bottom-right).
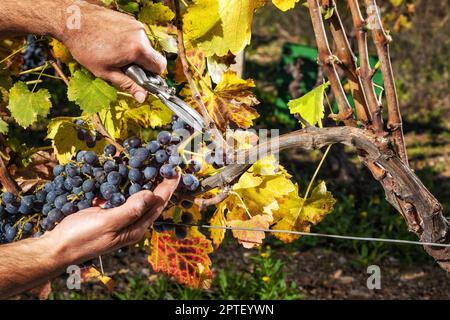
[{"x1": 0, "y1": 116, "x2": 205, "y2": 243}]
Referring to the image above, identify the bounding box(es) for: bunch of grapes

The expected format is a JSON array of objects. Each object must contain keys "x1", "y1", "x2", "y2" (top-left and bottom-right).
[
  {"x1": 21, "y1": 35, "x2": 47, "y2": 76},
  {"x1": 73, "y1": 119, "x2": 103, "y2": 148},
  {"x1": 0, "y1": 116, "x2": 204, "y2": 243}
]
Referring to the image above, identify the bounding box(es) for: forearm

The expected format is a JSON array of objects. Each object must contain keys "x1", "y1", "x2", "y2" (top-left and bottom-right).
[
  {"x1": 0, "y1": 0, "x2": 71, "y2": 39},
  {"x1": 0, "y1": 234, "x2": 67, "y2": 299}
]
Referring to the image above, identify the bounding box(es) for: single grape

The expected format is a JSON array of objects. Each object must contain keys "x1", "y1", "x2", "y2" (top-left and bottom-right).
[
  {"x1": 85, "y1": 134, "x2": 97, "y2": 148},
  {"x1": 70, "y1": 176, "x2": 83, "y2": 188},
  {"x1": 21, "y1": 195, "x2": 35, "y2": 208},
  {"x1": 82, "y1": 179, "x2": 95, "y2": 192},
  {"x1": 77, "y1": 200, "x2": 91, "y2": 211},
  {"x1": 157, "y1": 131, "x2": 172, "y2": 145},
  {"x1": 85, "y1": 192, "x2": 95, "y2": 201},
  {"x1": 54, "y1": 195, "x2": 68, "y2": 209},
  {"x1": 127, "y1": 136, "x2": 141, "y2": 148},
  {"x1": 118, "y1": 164, "x2": 129, "y2": 178},
  {"x1": 143, "y1": 166, "x2": 157, "y2": 180},
  {"x1": 104, "y1": 160, "x2": 118, "y2": 173},
  {"x1": 129, "y1": 184, "x2": 142, "y2": 195},
  {"x1": 175, "y1": 226, "x2": 188, "y2": 240},
  {"x1": 35, "y1": 190, "x2": 47, "y2": 203},
  {"x1": 146, "y1": 141, "x2": 160, "y2": 153},
  {"x1": 181, "y1": 200, "x2": 193, "y2": 209},
  {"x1": 142, "y1": 182, "x2": 153, "y2": 191},
  {"x1": 44, "y1": 182, "x2": 54, "y2": 193},
  {"x1": 47, "y1": 208, "x2": 63, "y2": 224},
  {"x1": 128, "y1": 157, "x2": 142, "y2": 168},
  {"x1": 42, "y1": 203, "x2": 53, "y2": 216},
  {"x1": 182, "y1": 174, "x2": 195, "y2": 187},
  {"x1": 83, "y1": 151, "x2": 98, "y2": 165},
  {"x1": 169, "y1": 155, "x2": 181, "y2": 166},
  {"x1": 128, "y1": 168, "x2": 142, "y2": 183},
  {"x1": 77, "y1": 129, "x2": 87, "y2": 141},
  {"x1": 166, "y1": 145, "x2": 178, "y2": 156},
  {"x1": 46, "y1": 191, "x2": 57, "y2": 204},
  {"x1": 64, "y1": 178, "x2": 74, "y2": 191},
  {"x1": 188, "y1": 159, "x2": 202, "y2": 173},
  {"x1": 100, "y1": 183, "x2": 117, "y2": 200},
  {"x1": 62, "y1": 202, "x2": 78, "y2": 216},
  {"x1": 153, "y1": 223, "x2": 164, "y2": 233},
  {"x1": 155, "y1": 150, "x2": 168, "y2": 163},
  {"x1": 76, "y1": 151, "x2": 86, "y2": 163},
  {"x1": 5, "y1": 204, "x2": 18, "y2": 215},
  {"x1": 65, "y1": 163, "x2": 79, "y2": 177},
  {"x1": 135, "y1": 148, "x2": 150, "y2": 162},
  {"x1": 104, "y1": 144, "x2": 117, "y2": 157},
  {"x1": 18, "y1": 203, "x2": 32, "y2": 215},
  {"x1": 160, "y1": 164, "x2": 177, "y2": 178},
  {"x1": 129, "y1": 148, "x2": 137, "y2": 157},
  {"x1": 110, "y1": 193, "x2": 126, "y2": 206},
  {"x1": 53, "y1": 165, "x2": 65, "y2": 176},
  {"x1": 82, "y1": 163, "x2": 93, "y2": 176},
  {"x1": 181, "y1": 212, "x2": 193, "y2": 224},
  {"x1": 5, "y1": 226, "x2": 17, "y2": 242},
  {"x1": 94, "y1": 170, "x2": 107, "y2": 184},
  {"x1": 23, "y1": 222, "x2": 33, "y2": 234},
  {"x1": 107, "y1": 171, "x2": 122, "y2": 185},
  {"x1": 2, "y1": 192, "x2": 15, "y2": 204}
]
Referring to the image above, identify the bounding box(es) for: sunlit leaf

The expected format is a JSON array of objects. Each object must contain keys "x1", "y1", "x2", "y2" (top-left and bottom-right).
[
  {"x1": 67, "y1": 69, "x2": 117, "y2": 114},
  {"x1": 228, "y1": 214, "x2": 273, "y2": 249},
  {"x1": 272, "y1": 0, "x2": 300, "y2": 11},
  {"x1": 8, "y1": 82, "x2": 52, "y2": 128},
  {"x1": 183, "y1": 0, "x2": 266, "y2": 57},
  {"x1": 149, "y1": 231, "x2": 213, "y2": 289},
  {"x1": 139, "y1": 2, "x2": 175, "y2": 25}
]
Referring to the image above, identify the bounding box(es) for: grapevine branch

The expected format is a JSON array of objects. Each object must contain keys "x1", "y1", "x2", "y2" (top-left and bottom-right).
[
  {"x1": 347, "y1": 0, "x2": 385, "y2": 137},
  {"x1": 364, "y1": 0, "x2": 408, "y2": 164},
  {"x1": 307, "y1": 0, "x2": 355, "y2": 125},
  {"x1": 199, "y1": 126, "x2": 450, "y2": 271},
  {"x1": 319, "y1": 0, "x2": 369, "y2": 125}
]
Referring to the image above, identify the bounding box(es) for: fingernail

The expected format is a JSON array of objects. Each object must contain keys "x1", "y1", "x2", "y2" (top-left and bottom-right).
[{"x1": 134, "y1": 91, "x2": 146, "y2": 103}]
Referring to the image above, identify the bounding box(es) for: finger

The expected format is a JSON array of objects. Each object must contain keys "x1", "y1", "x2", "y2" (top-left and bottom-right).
[
  {"x1": 129, "y1": 175, "x2": 181, "y2": 234},
  {"x1": 135, "y1": 40, "x2": 167, "y2": 75},
  {"x1": 106, "y1": 70, "x2": 148, "y2": 103},
  {"x1": 108, "y1": 190, "x2": 155, "y2": 229}
]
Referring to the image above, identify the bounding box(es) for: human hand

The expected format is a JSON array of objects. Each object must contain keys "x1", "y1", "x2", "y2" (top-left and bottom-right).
[
  {"x1": 57, "y1": 1, "x2": 166, "y2": 103},
  {"x1": 43, "y1": 176, "x2": 179, "y2": 266}
]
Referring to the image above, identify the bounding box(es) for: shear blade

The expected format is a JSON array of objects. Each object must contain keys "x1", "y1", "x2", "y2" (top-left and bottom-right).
[{"x1": 158, "y1": 94, "x2": 205, "y2": 133}]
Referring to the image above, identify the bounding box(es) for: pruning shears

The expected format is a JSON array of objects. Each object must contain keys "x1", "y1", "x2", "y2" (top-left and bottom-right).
[{"x1": 124, "y1": 65, "x2": 205, "y2": 133}]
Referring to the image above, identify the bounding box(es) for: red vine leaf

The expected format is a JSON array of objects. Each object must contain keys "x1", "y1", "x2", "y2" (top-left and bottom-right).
[{"x1": 148, "y1": 231, "x2": 213, "y2": 289}]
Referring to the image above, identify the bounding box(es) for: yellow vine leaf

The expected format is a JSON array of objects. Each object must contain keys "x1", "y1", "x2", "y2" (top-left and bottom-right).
[
  {"x1": 272, "y1": 0, "x2": 300, "y2": 11},
  {"x1": 288, "y1": 82, "x2": 329, "y2": 128},
  {"x1": 138, "y1": 2, "x2": 175, "y2": 25},
  {"x1": 228, "y1": 214, "x2": 273, "y2": 249},
  {"x1": 272, "y1": 181, "x2": 336, "y2": 243},
  {"x1": 98, "y1": 97, "x2": 173, "y2": 140},
  {"x1": 8, "y1": 82, "x2": 52, "y2": 128},
  {"x1": 183, "y1": 0, "x2": 266, "y2": 57},
  {"x1": 149, "y1": 231, "x2": 213, "y2": 289},
  {"x1": 46, "y1": 117, "x2": 106, "y2": 164},
  {"x1": 50, "y1": 38, "x2": 73, "y2": 64},
  {"x1": 209, "y1": 201, "x2": 228, "y2": 248},
  {"x1": 174, "y1": 48, "x2": 206, "y2": 84},
  {"x1": 185, "y1": 70, "x2": 259, "y2": 130},
  {"x1": 81, "y1": 267, "x2": 116, "y2": 292},
  {"x1": 0, "y1": 119, "x2": 8, "y2": 134}
]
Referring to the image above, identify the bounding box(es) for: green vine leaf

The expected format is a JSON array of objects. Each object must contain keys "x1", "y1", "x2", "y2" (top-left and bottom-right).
[
  {"x1": 8, "y1": 81, "x2": 52, "y2": 128},
  {"x1": 67, "y1": 69, "x2": 117, "y2": 114},
  {"x1": 288, "y1": 82, "x2": 329, "y2": 128},
  {"x1": 0, "y1": 118, "x2": 8, "y2": 134}
]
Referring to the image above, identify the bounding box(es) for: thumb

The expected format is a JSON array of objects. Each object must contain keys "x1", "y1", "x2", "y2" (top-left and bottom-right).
[{"x1": 106, "y1": 70, "x2": 147, "y2": 103}]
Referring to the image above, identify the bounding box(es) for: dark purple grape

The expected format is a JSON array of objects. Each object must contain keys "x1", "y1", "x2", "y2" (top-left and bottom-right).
[
  {"x1": 47, "y1": 208, "x2": 63, "y2": 224},
  {"x1": 160, "y1": 164, "x2": 177, "y2": 178},
  {"x1": 104, "y1": 160, "x2": 118, "y2": 173},
  {"x1": 107, "y1": 171, "x2": 122, "y2": 185},
  {"x1": 100, "y1": 183, "x2": 117, "y2": 200},
  {"x1": 155, "y1": 150, "x2": 168, "y2": 163},
  {"x1": 135, "y1": 148, "x2": 150, "y2": 162},
  {"x1": 143, "y1": 166, "x2": 157, "y2": 180},
  {"x1": 157, "y1": 131, "x2": 171, "y2": 145},
  {"x1": 62, "y1": 202, "x2": 78, "y2": 216},
  {"x1": 128, "y1": 168, "x2": 142, "y2": 183},
  {"x1": 83, "y1": 151, "x2": 98, "y2": 164},
  {"x1": 82, "y1": 179, "x2": 95, "y2": 192},
  {"x1": 85, "y1": 134, "x2": 97, "y2": 148},
  {"x1": 2, "y1": 192, "x2": 15, "y2": 204},
  {"x1": 175, "y1": 226, "x2": 188, "y2": 240},
  {"x1": 53, "y1": 165, "x2": 65, "y2": 176},
  {"x1": 146, "y1": 141, "x2": 160, "y2": 153},
  {"x1": 110, "y1": 193, "x2": 126, "y2": 206},
  {"x1": 188, "y1": 159, "x2": 202, "y2": 173},
  {"x1": 181, "y1": 212, "x2": 193, "y2": 224},
  {"x1": 104, "y1": 144, "x2": 117, "y2": 157},
  {"x1": 129, "y1": 184, "x2": 142, "y2": 195}
]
